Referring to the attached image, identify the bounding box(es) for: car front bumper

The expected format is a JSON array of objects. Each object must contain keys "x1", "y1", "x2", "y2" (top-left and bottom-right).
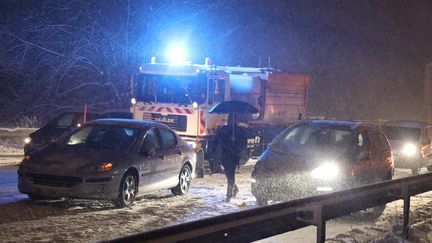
[
  {"x1": 251, "y1": 172, "x2": 353, "y2": 203},
  {"x1": 17, "y1": 167, "x2": 123, "y2": 200}
]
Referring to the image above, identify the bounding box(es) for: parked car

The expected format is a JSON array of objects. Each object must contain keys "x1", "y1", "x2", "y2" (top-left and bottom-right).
[
  {"x1": 24, "y1": 111, "x2": 132, "y2": 154},
  {"x1": 18, "y1": 118, "x2": 196, "y2": 207},
  {"x1": 382, "y1": 120, "x2": 432, "y2": 174},
  {"x1": 251, "y1": 119, "x2": 394, "y2": 207}
]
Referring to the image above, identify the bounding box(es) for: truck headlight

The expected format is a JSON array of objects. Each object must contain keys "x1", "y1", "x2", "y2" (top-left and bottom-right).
[
  {"x1": 402, "y1": 143, "x2": 417, "y2": 156},
  {"x1": 311, "y1": 163, "x2": 339, "y2": 180},
  {"x1": 186, "y1": 141, "x2": 197, "y2": 149}
]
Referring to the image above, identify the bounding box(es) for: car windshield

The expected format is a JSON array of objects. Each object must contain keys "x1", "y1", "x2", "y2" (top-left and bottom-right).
[
  {"x1": 382, "y1": 126, "x2": 421, "y2": 141},
  {"x1": 282, "y1": 124, "x2": 353, "y2": 147},
  {"x1": 65, "y1": 125, "x2": 139, "y2": 150}
]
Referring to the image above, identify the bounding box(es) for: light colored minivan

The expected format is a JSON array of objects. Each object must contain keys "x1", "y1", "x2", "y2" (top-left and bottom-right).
[{"x1": 382, "y1": 120, "x2": 432, "y2": 174}]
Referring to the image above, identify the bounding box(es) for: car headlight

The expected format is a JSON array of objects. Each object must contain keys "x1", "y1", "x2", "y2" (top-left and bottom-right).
[
  {"x1": 24, "y1": 137, "x2": 31, "y2": 144},
  {"x1": 402, "y1": 143, "x2": 417, "y2": 156},
  {"x1": 311, "y1": 163, "x2": 339, "y2": 180}
]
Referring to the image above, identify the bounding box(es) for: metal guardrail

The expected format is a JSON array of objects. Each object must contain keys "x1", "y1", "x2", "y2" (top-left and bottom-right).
[{"x1": 109, "y1": 172, "x2": 432, "y2": 243}]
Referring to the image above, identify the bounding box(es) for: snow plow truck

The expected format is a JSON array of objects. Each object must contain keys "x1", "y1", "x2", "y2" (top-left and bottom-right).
[{"x1": 130, "y1": 57, "x2": 311, "y2": 176}]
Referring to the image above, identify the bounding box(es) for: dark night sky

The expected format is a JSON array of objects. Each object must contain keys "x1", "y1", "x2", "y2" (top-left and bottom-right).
[{"x1": 1, "y1": 0, "x2": 432, "y2": 123}]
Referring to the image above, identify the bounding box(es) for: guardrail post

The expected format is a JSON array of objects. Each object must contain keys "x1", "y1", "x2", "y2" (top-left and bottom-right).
[
  {"x1": 296, "y1": 204, "x2": 325, "y2": 243},
  {"x1": 402, "y1": 184, "x2": 410, "y2": 239}
]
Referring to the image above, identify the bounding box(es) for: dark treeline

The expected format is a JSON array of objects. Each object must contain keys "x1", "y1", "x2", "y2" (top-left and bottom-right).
[{"x1": 1, "y1": 0, "x2": 432, "y2": 126}]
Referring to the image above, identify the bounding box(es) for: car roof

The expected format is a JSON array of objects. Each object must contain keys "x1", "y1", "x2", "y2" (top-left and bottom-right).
[
  {"x1": 306, "y1": 119, "x2": 380, "y2": 131},
  {"x1": 383, "y1": 120, "x2": 428, "y2": 128},
  {"x1": 85, "y1": 118, "x2": 170, "y2": 130}
]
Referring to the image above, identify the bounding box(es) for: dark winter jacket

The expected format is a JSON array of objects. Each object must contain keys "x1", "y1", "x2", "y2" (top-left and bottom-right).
[{"x1": 213, "y1": 124, "x2": 247, "y2": 167}]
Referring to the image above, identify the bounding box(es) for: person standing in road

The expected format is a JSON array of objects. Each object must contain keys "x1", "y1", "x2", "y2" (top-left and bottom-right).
[{"x1": 212, "y1": 113, "x2": 247, "y2": 202}]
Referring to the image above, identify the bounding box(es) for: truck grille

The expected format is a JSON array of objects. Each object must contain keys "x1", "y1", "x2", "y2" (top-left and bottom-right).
[
  {"x1": 26, "y1": 173, "x2": 83, "y2": 188},
  {"x1": 144, "y1": 113, "x2": 187, "y2": 132}
]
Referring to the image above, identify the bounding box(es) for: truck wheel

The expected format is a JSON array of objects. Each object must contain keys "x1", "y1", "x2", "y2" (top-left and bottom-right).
[
  {"x1": 195, "y1": 149, "x2": 204, "y2": 178},
  {"x1": 209, "y1": 159, "x2": 223, "y2": 174}
]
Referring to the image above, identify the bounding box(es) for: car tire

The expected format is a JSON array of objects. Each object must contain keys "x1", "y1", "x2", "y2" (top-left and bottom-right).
[
  {"x1": 255, "y1": 196, "x2": 269, "y2": 206},
  {"x1": 27, "y1": 194, "x2": 49, "y2": 201},
  {"x1": 411, "y1": 167, "x2": 421, "y2": 175},
  {"x1": 171, "y1": 165, "x2": 192, "y2": 196},
  {"x1": 427, "y1": 165, "x2": 432, "y2": 172},
  {"x1": 113, "y1": 172, "x2": 137, "y2": 208}
]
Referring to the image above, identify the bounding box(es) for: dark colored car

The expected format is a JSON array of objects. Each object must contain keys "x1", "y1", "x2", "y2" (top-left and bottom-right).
[
  {"x1": 251, "y1": 119, "x2": 394, "y2": 206},
  {"x1": 24, "y1": 111, "x2": 132, "y2": 154},
  {"x1": 382, "y1": 120, "x2": 432, "y2": 174},
  {"x1": 18, "y1": 119, "x2": 196, "y2": 207}
]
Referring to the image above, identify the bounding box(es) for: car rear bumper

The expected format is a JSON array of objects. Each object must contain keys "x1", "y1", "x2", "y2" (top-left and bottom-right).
[{"x1": 17, "y1": 169, "x2": 123, "y2": 200}]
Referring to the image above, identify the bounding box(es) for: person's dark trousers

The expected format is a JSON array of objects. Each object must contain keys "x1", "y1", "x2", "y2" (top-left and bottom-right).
[{"x1": 223, "y1": 163, "x2": 238, "y2": 202}]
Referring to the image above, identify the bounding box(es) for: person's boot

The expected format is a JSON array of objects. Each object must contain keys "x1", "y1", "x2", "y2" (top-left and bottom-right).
[{"x1": 233, "y1": 185, "x2": 239, "y2": 197}]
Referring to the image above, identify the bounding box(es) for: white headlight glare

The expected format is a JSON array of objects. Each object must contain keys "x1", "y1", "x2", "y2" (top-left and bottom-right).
[
  {"x1": 24, "y1": 137, "x2": 31, "y2": 144},
  {"x1": 402, "y1": 143, "x2": 417, "y2": 156},
  {"x1": 311, "y1": 163, "x2": 339, "y2": 180}
]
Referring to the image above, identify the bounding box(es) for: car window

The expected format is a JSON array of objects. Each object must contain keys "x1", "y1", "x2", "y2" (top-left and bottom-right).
[
  {"x1": 67, "y1": 126, "x2": 92, "y2": 145},
  {"x1": 382, "y1": 126, "x2": 421, "y2": 141},
  {"x1": 141, "y1": 129, "x2": 161, "y2": 152},
  {"x1": 56, "y1": 113, "x2": 75, "y2": 128},
  {"x1": 367, "y1": 132, "x2": 384, "y2": 149},
  {"x1": 159, "y1": 128, "x2": 177, "y2": 149}
]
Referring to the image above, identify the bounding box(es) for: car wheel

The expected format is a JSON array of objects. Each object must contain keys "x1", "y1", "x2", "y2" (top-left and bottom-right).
[
  {"x1": 352, "y1": 204, "x2": 386, "y2": 221},
  {"x1": 113, "y1": 173, "x2": 137, "y2": 208},
  {"x1": 171, "y1": 165, "x2": 192, "y2": 195},
  {"x1": 411, "y1": 167, "x2": 421, "y2": 175},
  {"x1": 427, "y1": 165, "x2": 432, "y2": 172}
]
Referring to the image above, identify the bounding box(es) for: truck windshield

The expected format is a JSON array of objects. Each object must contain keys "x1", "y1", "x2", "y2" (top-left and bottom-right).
[{"x1": 136, "y1": 73, "x2": 207, "y2": 105}]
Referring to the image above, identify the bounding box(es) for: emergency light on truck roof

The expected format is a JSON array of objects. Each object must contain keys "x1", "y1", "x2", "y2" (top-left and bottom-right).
[{"x1": 166, "y1": 43, "x2": 187, "y2": 64}]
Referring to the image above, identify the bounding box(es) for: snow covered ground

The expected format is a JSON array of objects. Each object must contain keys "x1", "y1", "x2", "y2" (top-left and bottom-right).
[{"x1": 1, "y1": 143, "x2": 432, "y2": 242}]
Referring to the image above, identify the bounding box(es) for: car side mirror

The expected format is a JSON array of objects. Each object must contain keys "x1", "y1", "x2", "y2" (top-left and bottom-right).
[{"x1": 358, "y1": 149, "x2": 371, "y2": 161}]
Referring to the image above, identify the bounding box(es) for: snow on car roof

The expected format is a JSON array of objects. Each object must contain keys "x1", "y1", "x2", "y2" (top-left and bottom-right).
[
  {"x1": 308, "y1": 119, "x2": 379, "y2": 131},
  {"x1": 383, "y1": 120, "x2": 428, "y2": 129}
]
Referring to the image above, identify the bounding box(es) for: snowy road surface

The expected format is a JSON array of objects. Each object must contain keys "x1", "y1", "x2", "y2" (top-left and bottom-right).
[{"x1": 0, "y1": 162, "x2": 432, "y2": 242}]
